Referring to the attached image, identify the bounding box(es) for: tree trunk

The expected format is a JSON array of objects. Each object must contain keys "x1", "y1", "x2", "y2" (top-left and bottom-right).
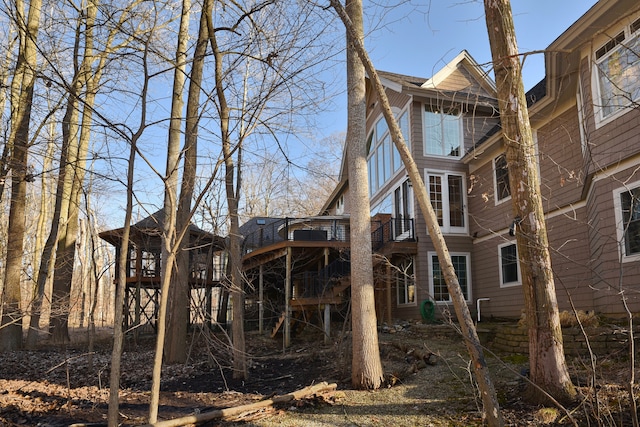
[
  {"x1": 206, "y1": 5, "x2": 247, "y2": 380},
  {"x1": 0, "y1": 0, "x2": 43, "y2": 352},
  {"x1": 50, "y1": 0, "x2": 102, "y2": 344},
  {"x1": 165, "y1": 2, "x2": 207, "y2": 364},
  {"x1": 109, "y1": 24, "x2": 152, "y2": 426},
  {"x1": 149, "y1": 0, "x2": 191, "y2": 421},
  {"x1": 483, "y1": 0, "x2": 576, "y2": 405},
  {"x1": 329, "y1": 1, "x2": 503, "y2": 424},
  {"x1": 25, "y1": 117, "x2": 56, "y2": 346},
  {"x1": 344, "y1": 0, "x2": 384, "y2": 390}
]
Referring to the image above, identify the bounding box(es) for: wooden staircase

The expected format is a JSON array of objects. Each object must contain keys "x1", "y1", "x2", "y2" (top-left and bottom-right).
[{"x1": 271, "y1": 276, "x2": 350, "y2": 338}]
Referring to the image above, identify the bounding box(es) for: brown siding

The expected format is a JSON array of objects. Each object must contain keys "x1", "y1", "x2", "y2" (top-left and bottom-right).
[
  {"x1": 536, "y1": 107, "x2": 585, "y2": 208},
  {"x1": 587, "y1": 169, "x2": 640, "y2": 315},
  {"x1": 546, "y1": 208, "x2": 594, "y2": 311},
  {"x1": 467, "y1": 150, "x2": 514, "y2": 239},
  {"x1": 471, "y1": 234, "x2": 524, "y2": 319}
]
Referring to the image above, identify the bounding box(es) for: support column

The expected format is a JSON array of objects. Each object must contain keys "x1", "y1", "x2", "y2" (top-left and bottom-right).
[
  {"x1": 386, "y1": 262, "x2": 392, "y2": 324},
  {"x1": 284, "y1": 247, "x2": 292, "y2": 348},
  {"x1": 324, "y1": 304, "x2": 331, "y2": 344},
  {"x1": 258, "y1": 264, "x2": 264, "y2": 334}
]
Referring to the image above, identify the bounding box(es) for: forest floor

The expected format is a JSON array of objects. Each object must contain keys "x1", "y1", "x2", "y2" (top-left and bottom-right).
[{"x1": 0, "y1": 321, "x2": 638, "y2": 426}]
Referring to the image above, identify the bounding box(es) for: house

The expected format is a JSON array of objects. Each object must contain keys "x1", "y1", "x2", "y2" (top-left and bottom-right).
[{"x1": 321, "y1": 0, "x2": 640, "y2": 322}]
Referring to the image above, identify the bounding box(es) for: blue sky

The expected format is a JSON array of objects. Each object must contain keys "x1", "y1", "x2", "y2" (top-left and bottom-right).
[{"x1": 319, "y1": 0, "x2": 596, "y2": 137}]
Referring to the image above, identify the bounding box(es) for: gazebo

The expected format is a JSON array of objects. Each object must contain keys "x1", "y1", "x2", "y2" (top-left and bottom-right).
[{"x1": 100, "y1": 209, "x2": 227, "y2": 333}]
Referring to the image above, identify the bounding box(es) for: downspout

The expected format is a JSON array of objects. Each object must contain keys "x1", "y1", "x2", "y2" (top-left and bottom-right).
[{"x1": 476, "y1": 298, "x2": 491, "y2": 322}]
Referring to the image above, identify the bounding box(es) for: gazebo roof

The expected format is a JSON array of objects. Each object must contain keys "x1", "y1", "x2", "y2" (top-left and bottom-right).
[{"x1": 99, "y1": 209, "x2": 225, "y2": 249}]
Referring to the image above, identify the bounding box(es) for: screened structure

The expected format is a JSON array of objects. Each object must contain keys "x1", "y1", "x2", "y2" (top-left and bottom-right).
[{"x1": 99, "y1": 209, "x2": 227, "y2": 333}]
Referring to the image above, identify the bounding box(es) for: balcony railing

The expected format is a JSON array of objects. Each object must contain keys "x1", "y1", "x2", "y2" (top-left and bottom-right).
[
  {"x1": 371, "y1": 217, "x2": 415, "y2": 250},
  {"x1": 242, "y1": 216, "x2": 415, "y2": 255}
]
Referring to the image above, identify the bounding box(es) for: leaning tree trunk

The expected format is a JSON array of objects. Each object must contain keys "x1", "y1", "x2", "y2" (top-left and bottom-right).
[
  {"x1": 330, "y1": 1, "x2": 503, "y2": 424},
  {"x1": 483, "y1": 0, "x2": 576, "y2": 405},
  {"x1": 344, "y1": 0, "x2": 384, "y2": 390}
]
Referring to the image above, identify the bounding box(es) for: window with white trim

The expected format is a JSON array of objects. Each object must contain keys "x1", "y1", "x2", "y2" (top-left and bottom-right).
[
  {"x1": 367, "y1": 110, "x2": 411, "y2": 196},
  {"x1": 498, "y1": 242, "x2": 521, "y2": 287},
  {"x1": 428, "y1": 252, "x2": 470, "y2": 302},
  {"x1": 494, "y1": 154, "x2": 510, "y2": 203},
  {"x1": 394, "y1": 180, "x2": 413, "y2": 237},
  {"x1": 614, "y1": 184, "x2": 640, "y2": 260},
  {"x1": 395, "y1": 257, "x2": 416, "y2": 305},
  {"x1": 336, "y1": 195, "x2": 344, "y2": 215},
  {"x1": 594, "y1": 17, "x2": 640, "y2": 123},
  {"x1": 423, "y1": 108, "x2": 462, "y2": 157},
  {"x1": 426, "y1": 171, "x2": 466, "y2": 233}
]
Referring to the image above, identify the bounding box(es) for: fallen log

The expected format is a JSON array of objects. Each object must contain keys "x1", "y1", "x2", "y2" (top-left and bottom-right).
[{"x1": 140, "y1": 381, "x2": 337, "y2": 427}]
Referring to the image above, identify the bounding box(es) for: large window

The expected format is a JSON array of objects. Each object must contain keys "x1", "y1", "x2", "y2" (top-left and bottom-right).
[
  {"x1": 615, "y1": 185, "x2": 640, "y2": 259},
  {"x1": 427, "y1": 172, "x2": 466, "y2": 233},
  {"x1": 395, "y1": 257, "x2": 416, "y2": 305},
  {"x1": 498, "y1": 242, "x2": 520, "y2": 287},
  {"x1": 394, "y1": 180, "x2": 413, "y2": 237},
  {"x1": 423, "y1": 108, "x2": 462, "y2": 157},
  {"x1": 594, "y1": 17, "x2": 640, "y2": 123},
  {"x1": 429, "y1": 252, "x2": 470, "y2": 302},
  {"x1": 494, "y1": 154, "x2": 511, "y2": 203},
  {"x1": 367, "y1": 110, "x2": 411, "y2": 195}
]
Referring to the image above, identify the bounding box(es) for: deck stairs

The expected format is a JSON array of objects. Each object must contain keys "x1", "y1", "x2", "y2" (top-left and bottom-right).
[{"x1": 271, "y1": 275, "x2": 350, "y2": 338}]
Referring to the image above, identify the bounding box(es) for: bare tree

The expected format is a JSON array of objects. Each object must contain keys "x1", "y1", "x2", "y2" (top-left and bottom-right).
[
  {"x1": 165, "y1": 0, "x2": 209, "y2": 365},
  {"x1": 342, "y1": 0, "x2": 384, "y2": 390},
  {"x1": 159, "y1": 0, "x2": 191, "y2": 368},
  {"x1": 483, "y1": 0, "x2": 576, "y2": 405},
  {"x1": 0, "y1": 0, "x2": 43, "y2": 351}
]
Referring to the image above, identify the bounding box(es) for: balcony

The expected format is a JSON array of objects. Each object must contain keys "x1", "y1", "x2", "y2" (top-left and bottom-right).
[{"x1": 242, "y1": 215, "x2": 415, "y2": 255}]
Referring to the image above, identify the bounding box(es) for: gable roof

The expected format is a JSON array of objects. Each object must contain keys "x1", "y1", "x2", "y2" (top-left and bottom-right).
[{"x1": 422, "y1": 50, "x2": 496, "y2": 94}]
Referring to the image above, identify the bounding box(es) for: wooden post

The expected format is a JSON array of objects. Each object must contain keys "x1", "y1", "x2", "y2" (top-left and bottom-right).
[
  {"x1": 324, "y1": 303, "x2": 331, "y2": 344},
  {"x1": 386, "y1": 262, "x2": 392, "y2": 324},
  {"x1": 259, "y1": 264, "x2": 264, "y2": 334},
  {"x1": 284, "y1": 247, "x2": 291, "y2": 348}
]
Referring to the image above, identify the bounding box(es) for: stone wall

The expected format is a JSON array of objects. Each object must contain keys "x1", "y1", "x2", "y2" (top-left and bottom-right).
[{"x1": 488, "y1": 325, "x2": 639, "y2": 357}]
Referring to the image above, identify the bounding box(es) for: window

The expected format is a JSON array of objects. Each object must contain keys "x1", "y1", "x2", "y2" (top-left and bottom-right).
[
  {"x1": 429, "y1": 252, "x2": 470, "y2": 302},
  {"x1": 141, "y1": 250, "x2": 160, "y2": 277},
  {"x1": 494, "y1": 154, "x2": 511, "y2": 203},
  {"x1": 394, "y1": 180, "x2": 413, "y2": 237},
  {"x1": 498, "y1": 242, "x2": 521, "y2": 287},
  {"x1": 427, "y1": 172, "x2": 466, "y2": 233},
  {"x1": 367, "y1": 110, "x2": 411, "y2": 196},
  {"x1": 423, "y1": 108, "x2": 462, "y2": 157},
  {"x1": 395, "y1": 257, "x2": 416, "y2": 305},
  {"x1": 594, "y1": 18, "x2": 640, "y2": 122},
  {"x1": 336, "y1": 195, "x2": 344, "y2": 215},
  {"x1": 616, "y1": 185, "x2": 640, "y2": 258}
]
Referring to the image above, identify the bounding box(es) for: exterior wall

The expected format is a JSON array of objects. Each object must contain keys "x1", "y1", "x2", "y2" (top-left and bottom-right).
[
  {"x1": 546, "y1": 207, "x2": 594, "y2": 311},
  {"x1": 471, "y1": 233, "x2": 524, "y2": 319},
  {"x1": 467, "y1": 144, "x2": 514, "y2": 238},
  {"x1": 536, "y1": 106, "x2": 585, "y2": 208},
  {"x1": 586, "y1": 167, "x2": 640, "y2": 315}
]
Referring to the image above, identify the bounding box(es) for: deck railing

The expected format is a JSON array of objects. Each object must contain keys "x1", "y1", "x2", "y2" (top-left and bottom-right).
[
  {"x1": 297, "y1": 257, "x2": 351, "y2": 299},
  {"x1": 242, "y1": 216, "x2": 415, "y2": 255}
]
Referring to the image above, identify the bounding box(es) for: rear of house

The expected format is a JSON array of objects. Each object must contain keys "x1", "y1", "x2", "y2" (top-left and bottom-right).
[{"x1": 324, "y1": 0, "x2": 640, "y2": 323}]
